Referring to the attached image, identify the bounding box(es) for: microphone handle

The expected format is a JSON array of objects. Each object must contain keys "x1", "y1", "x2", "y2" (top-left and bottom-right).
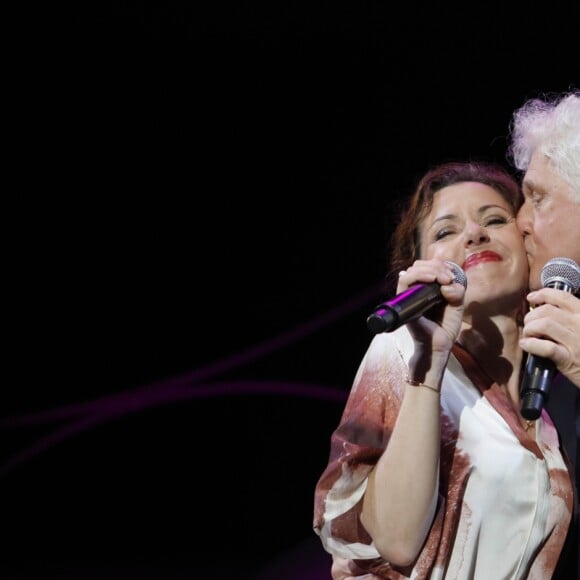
[
  {"x1": 520, "y1": 353, "x2": 557, "y2": 420},
  {"x1": 519, "y1": 274, "x2": 575, "y2": 421},
  {"x1": 366, "y1": 282, "x2": 441, "y2": 334}
]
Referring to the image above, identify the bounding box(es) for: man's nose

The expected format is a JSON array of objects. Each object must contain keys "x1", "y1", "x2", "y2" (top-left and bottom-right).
[{"x1": 516, "y1": 203, "x2": 532, "y2": 235}]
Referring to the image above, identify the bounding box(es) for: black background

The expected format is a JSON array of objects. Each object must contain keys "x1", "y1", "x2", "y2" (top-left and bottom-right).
[{"x1": 3, "y1": 3, "x2": 579, "y2": 579}]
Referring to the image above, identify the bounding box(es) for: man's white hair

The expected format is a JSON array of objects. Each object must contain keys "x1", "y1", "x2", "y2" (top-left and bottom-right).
[{"x1": 508, "y1": 90, "x2": 580, "y2": 202}]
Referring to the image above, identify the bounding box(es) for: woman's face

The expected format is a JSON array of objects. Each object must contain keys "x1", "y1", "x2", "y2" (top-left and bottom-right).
[{"x1": 420, "y1": 181, "x2": 529, "y2": 306}]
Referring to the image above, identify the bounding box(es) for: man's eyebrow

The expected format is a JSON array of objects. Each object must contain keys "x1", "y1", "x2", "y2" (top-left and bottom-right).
[{"x1": 522, "y1": 177, "x2": 539, "y2": 192}]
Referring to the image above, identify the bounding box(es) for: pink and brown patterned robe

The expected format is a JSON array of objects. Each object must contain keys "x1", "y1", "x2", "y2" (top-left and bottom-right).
[{"x1": 313, "y1": 327, "x2": 574, "y2": 579}]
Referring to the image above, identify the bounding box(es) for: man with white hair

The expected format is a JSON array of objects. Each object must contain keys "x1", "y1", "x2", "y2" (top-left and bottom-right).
[{"x1": 509, "y1": 88, "x2": 580, "y2": 579}]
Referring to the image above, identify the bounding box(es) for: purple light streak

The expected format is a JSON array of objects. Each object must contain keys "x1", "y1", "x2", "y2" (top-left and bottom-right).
[{"x1": 1, "y1": 282, "x2": 383, "y2": 477}]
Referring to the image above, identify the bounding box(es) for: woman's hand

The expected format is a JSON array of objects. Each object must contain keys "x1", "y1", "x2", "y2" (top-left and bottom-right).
[{"x1": 397, "y1": 259, "x2": 466, "y2": 354}]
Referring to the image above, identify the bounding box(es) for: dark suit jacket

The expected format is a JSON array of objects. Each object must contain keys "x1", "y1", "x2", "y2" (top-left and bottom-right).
[{"x1": 546, "y1": 374, "x2": 579, "y2": 580}]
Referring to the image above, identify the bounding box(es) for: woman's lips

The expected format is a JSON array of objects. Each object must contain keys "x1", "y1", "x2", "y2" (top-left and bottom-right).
[{"x1": 462, "y1": 251, "x2": 502, "y2": 270}]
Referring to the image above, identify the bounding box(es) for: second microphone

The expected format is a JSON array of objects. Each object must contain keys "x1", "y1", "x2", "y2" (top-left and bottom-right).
[{"x1": 367, "y1": 261, "x2": 468, "y2": 334}]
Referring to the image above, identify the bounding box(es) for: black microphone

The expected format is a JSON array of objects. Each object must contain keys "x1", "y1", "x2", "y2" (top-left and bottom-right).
[
  {"x1": 520, "y1": 257, "x2": 580, "y2": 420},
  {"x1": 366, "y1": 261, "x2": 468, "y2": 334}
]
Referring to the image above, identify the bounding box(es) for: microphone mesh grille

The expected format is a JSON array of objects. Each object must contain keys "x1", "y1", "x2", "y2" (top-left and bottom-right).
[
  {"x1": 445, "y1": 261, "x2": 468, "y2": 289},
  {"x1": 541, "y1": 257, "x2": 580, "y2": 293}
]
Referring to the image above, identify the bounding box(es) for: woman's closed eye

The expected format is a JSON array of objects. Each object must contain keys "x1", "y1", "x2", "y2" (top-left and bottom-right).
[
  {"x1": 433, "y1": 215, "x2": 511, "y2": 241},
  {"x1": 482, "y1": 215, "x2": 511, "y2": 227}
]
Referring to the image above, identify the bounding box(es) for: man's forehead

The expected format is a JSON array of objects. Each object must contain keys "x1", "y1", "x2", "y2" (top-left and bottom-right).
[
  {"x1": 521, "y1": 153, "x2": 544, "y2": 187},
  {"x1": 522, "y1": 154, "x2": 566, "y2": 193}
]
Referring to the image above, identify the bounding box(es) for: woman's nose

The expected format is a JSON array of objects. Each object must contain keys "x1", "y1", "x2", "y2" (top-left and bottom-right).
[{"x1": 465, "y1": 223, "x2": 490, "y2": 245}]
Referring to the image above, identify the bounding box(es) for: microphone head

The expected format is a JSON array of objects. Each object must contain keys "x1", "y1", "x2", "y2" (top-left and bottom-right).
[
  {"x1": 445, "y1": 261, "x2": 468, "y2": 289},
  {"x1": 541, "y1": 257, "x2": 580, "y2": 293}
]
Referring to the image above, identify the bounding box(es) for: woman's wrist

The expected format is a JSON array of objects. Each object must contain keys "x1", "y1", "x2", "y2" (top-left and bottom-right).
[{"x1": 406, "y1": 376, "x2": 441, "y2": 394}]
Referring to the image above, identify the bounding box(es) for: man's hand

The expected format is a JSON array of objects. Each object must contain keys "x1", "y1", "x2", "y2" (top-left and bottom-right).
[{"x1": 521, "y1": 288, "x2": 580, "y2": 387}]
